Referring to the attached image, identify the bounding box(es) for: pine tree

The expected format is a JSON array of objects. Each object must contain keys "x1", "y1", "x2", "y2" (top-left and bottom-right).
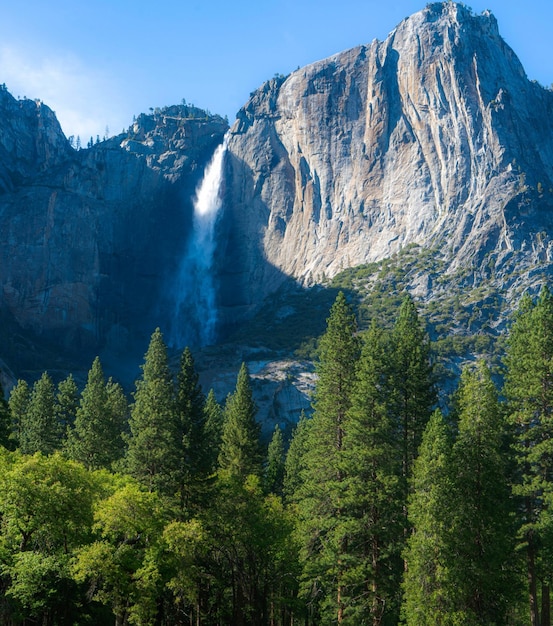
[
  {"x1": 203, "y1": 388, "x2": 223, "y2": 473},
  {"x1": 20, "y1": 372, "x2": 61, "y2": 455},
  {"x1": 340, "y1": 322, "x2": 403, "y2": 625},
  {"x1": 296, "y1": 291, "x2": 359, "y2": 624},
  {"x1": 283, "y1": 411, "x2": 311, "y2": 504},
  {"x1": 503, "y1": 287, "x2": 553, "y2": 626},
  {"x1": 126, "y1": 328, "x2": 179, "y2": 494},
  {"x1": 402, "y1": 410, "x2": 453, "y2": 625},
  {"x1": 175, "y1": 347, "x2": 206, "y2": 511},
  {"x1": 391, "y1": 295, "x2": 435, "y2": 489},
  {"x1": 65, "y1": 358, "x2": 125, "y2": 470},
  {"x1": 55, "y1": 374, "x2": 79, "y2": 432},
  {"x1": 105, "y1": 377, "x2": 128, "y2": 448},
  {"x1": 8, "y1": 379, "x2": 31, "y2": 449},
  {"x1": 218, "y1": 363, "x2": 262, "y2": 481},
  {"x1": 0, "y1": 379, "x2": 11, "y2": 449},
  {"x1": 447, "y1": 362, "x2": 520, "y2": 623},
  {"x1": 265, "y1": 424, "x2": 285, "y2": 495}
]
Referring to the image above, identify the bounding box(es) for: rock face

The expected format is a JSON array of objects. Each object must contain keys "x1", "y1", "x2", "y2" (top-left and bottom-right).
[
  {"x1": 219, "y1": 2, "x2": 553, "y2": 321},
  {"x1": 0, "y1": 93, "x2": 228, "y2": 367},
  {"x1": 3, "y1": 1, "x2": 553, "y2": 382}
]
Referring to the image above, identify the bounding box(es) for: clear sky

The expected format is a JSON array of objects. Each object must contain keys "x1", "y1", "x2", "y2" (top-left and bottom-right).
[{"x1": 1, "y1": 1, "x2": 552, "y2": 141}]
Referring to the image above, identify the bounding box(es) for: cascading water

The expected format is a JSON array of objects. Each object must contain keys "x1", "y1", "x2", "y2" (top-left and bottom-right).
[{"x1": 171, "y1": 135, "x2": 228, "y2": 348}]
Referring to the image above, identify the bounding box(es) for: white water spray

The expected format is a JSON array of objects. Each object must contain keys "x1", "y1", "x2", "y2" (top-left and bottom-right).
[{"x1": 171, "y1": 135, "x2": 228, "y2": 347}]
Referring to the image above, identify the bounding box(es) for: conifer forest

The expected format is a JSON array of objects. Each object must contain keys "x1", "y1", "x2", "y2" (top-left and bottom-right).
[{"x1": 2, "y1": 288, "x2": 553, "y2": 626}]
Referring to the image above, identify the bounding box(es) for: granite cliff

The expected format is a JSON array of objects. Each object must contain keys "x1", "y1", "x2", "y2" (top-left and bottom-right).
[
  {"x1": 218, "y1": 2, "x2": 553, "y2": 324},
  {"x1": 1, "y1": 2, "x2": 553, "y2": 421},
  {"x1": 0, "y1": 92, "x2": 227, "y2": 371}
]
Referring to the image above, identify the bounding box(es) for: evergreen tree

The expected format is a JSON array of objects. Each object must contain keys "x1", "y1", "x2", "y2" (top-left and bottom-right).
[
  {"x1": 0, "y1": 379, "x2": 11, "y2": 449},
  {"x1": 402, "y1": 410, "x2": 453, "y2": 625},
  {"x1": 55, "y1": 374, "x2": 79, "y2": 432},
  {"x1": 390, "y1": 293, "x2": 435, "y2": 572},
  {"x1": 296, "y1": 291, "x2": 359, "y2": 624},
  {"x1": 447, "y1": 362, "x2": 520, "y2": 623},
  {"x1": 340, "y1": 322, "x2": 403, "y2": 625},
  {"x1": 20, "y1": 372, "x2": 61, "y2": 455},
  {"x1": 65, "y1": 358, "x2": 125, "y2": 470},
  {"x1": 218, "y1": 363, "x2": 262, "y2": 481},
  {"x1": 175, "y1": 347, "x2": 206, "y2": 511},
  {"x1": 8, "y1": 379, "x2": 31, "y2": 449},
  {"x1": 283, "y1": 411, "x2": 311, "y2": 504},
  {"x1": 503, "y1": 287, "x2": 553, "y2": 626},
  {"x1": 391, "y1": 295, "x2": 435, "y2": 489},
  {"x1": 203, "y1": 388, "x2": 223, "y2": 473},
  {"x1": 265, "y1": 424, "x2": 285, "y2": 495},
  {"x1": 126, "y1": 328, "x2": 179, "y2": 494},
  {"x1": 105, "y1": 376, "x2": 129, "y2": 444}
]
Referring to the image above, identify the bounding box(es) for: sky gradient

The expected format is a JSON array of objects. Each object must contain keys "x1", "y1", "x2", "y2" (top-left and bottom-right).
[{"x1": 1, "y1": 1, "x2": 552, "y2": 141}]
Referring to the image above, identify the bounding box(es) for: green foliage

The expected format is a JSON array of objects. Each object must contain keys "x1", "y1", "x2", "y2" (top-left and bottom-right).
[
  {"x1": 218, "y1": 363, "x2": 262, "y2": 481},
  {"x1": 503, "y1": 287, "x2": 553, "y2": 624},
  {"x1": 283, "y1": 411, "x2": 312, "y2": 503},
  {"x1": 175, "y1": 346, "x2": 207, "y2": 512},
  {"x1": 205, "y1": 474, "x2": 300, "y2": 624},
  {"x1": 0, "y1": 452, "x2": 99, "y2": 623},
  {"x1": 55, "y1": 373, "x2": 79, "y2": 432},
  {"x1": 265, "y1": 424, "x2": 285, "y2": 495},
  {"x1": 0, "y1": 379, "x2": 11, "y2": 449},
  {"x1": 448, "y1": 362, "x2": 521, "y2": 623},
  {"x1": 402, "y1": 410, "x2": 453, "y2": 625},
  {"x1": 0, "y1": 284, "x2": 550, "y2": 624},
  {"x1": 8, "y1": 379, "x2": 30, "y2": 449},
  {"x1": 125, "y1": 328, "x2": 179, "y2": 495},
  {"x1": 340, "y1": 322, "x2": 403, "y2": 624},
  {"x1": 65, "y1": 357, "x2": 126, "y2": 470},
  {"x1": 203, "y1": 388, "x2": 223, "y2": 473},
  {"x1": 296, "y1": 291, "x2": 360, "y2": 622},
  {"x1": 20, "y1": 372, "x2": 61, "y2": 455},
  {"x1": 391, "y1": 294, "x2": 435, "y2": 488},
  {"x1": 72, "y1": 481, "x2": 167, "y2": 626}
]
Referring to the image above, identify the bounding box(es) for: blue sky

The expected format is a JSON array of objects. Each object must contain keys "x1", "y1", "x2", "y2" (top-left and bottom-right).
[{"x1": 1, "y1": 1, "x2": 552, "y2": 141}]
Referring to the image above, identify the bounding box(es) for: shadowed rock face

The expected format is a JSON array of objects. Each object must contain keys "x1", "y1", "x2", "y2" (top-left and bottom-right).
[
  {"x1": 0, "y1": 94, "x2": 228, "y2": 362},
  {"x1": 219, "y1": 2, "x2": 553, "y2": 319},
  {"x1": 3, "y1": 2, "x2": 553, "y2": 378}
]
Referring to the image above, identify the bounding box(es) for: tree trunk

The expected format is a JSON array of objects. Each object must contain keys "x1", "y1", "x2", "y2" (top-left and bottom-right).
[
  {"x1": 337, "y1": 582, "x2": 344, "y2": 624},
  {"x1": 528, "y1": 536, "x2": 540, "y2": 626},
  {"x1": 542, "y1": 582, "x2": 551, "y2": 626}
]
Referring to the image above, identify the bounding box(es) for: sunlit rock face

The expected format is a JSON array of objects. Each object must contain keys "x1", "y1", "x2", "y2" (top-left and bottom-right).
[
  {"x1": 3, "y1": 1, "x2": 553, "y2": 374},
  {"x1": 219, "y1": 2, "x2": 553, "y2": 318},
  {"x1": 0, "y1": 93, "x2": 228, "y2": 358}
]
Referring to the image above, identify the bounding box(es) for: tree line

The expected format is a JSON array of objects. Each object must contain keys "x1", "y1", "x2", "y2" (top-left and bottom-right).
[{"x1": 0, "y1": 288, "x2": 553, "y2": 624}]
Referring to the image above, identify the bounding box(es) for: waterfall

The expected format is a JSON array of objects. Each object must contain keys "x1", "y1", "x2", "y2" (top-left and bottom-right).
[{"x1": 171, "y1": 135, "x2": 228, "y2": 348}]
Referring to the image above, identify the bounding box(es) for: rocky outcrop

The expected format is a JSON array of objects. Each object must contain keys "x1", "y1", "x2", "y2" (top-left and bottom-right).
[
  {"x1": 0, "y1": 93, "x2": 228, "y2": 368},
  {"x1": 3, "y1": 1, "x2": 553, "y2": 383},
  {"x1": 219, "y1": 2, "x2": 553, "y2": 320},
  {"x1": 0, "y1": 87, "x2": 72, "y2": 193}
]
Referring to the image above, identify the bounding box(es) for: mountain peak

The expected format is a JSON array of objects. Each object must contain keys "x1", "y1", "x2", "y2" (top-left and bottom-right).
[{"x1": 220, "y1": 2, "x2": 553, "y2": 318}]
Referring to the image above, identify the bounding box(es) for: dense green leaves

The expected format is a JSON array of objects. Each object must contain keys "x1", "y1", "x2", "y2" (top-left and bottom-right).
[
  {"x1": 125, "y1": 328, "x2": 180, "y2": 495},
  {"x1": 504, "y1": 287, "x2": 553, "y2": 625},
  {"x1": 19, "y1": 372, "x2": 61, "y2": 455},
  {"x1": 295, "y1": 291, "x2": 359, "y2": 623},
  {"x1": 340, "y1": 323, "x2": 403, "y2": 624},
  {"x1": 175, "y1": 346, "x2": 207, "y2": 511},
  {"x1": 0, "y1": 288, "x2": 549, "y2": 624},
  {"x1": 65, "y1": 358, "x2": 126, "y2": 470},
  {"x1": 402, "y1": 410, "x2": 452, "y2": 625},
  {"x1": 218, "y1": 362, "x2": 262, "y2": 481}
]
